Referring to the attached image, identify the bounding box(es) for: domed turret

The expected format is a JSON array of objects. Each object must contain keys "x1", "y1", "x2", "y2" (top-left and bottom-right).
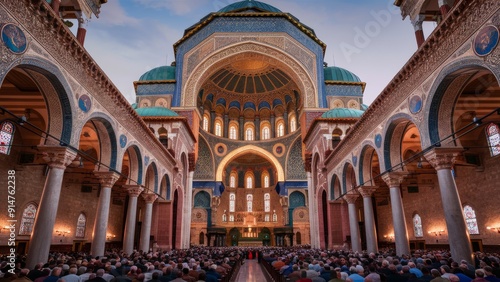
[
  {"x1": 324, "y1": 66, "x2": 361, "y2": 83},
  {"x1": 139, "y1": 66, "x2": 175, "y2": 81},
  {"x1": 218, "y1": 0, "x2": 282, "y2": 13},
  {"x1": 321, "y1": 108, "x2": 364, "y2": 119},
  {"x1": 135, "y1": 107, "x2": 178, "y2": 117}
]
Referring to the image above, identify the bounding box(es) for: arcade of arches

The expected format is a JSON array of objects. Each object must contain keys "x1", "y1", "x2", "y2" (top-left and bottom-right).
[{"x1": 0, "y1": 0, "x2": 500, "y2": 269}]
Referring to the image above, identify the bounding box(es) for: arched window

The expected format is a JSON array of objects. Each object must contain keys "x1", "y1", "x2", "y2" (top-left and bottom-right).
[
  {"x1": 261, "y1": 170, "x2": 270, "y2": 188},
  {"x1": 246, "y1": 176, "x2": 253, "y2": 188},
  {"x1": 245, "y1": 127, "x2": 254, "y2": 141},
  {"x1": 75, "y1": 213, "x2": 86, "y2": 238},
  {"x1": 264, "y1": 175, "x2": 269, "y2": 187},
  {"x1": 277, "y1": 121, "x2": 285, "y2": 137},
  {"x1": 19, "y1": 203, "x2": 37, "y2": 235},
  {"x1": 486, "y1": 123, "x2": 500, "y2": 157},
  {"x1": 222, "y1": 213, "x2": 227, "y2": 222},
  {"x1": 214, "y1": 120, "x2": 222, "y2": 136},
  {"x1": 229, "y1": 193, "x2": 235, "y2": 212},
  {"x1": 464, "y1": 205, "x2": 479, "y2": 234},
  {"x1": 272, "y1": 210, "x2": 277, "y2": 222},
  {"x1": 264, "y1": 193, "x2": 271, "y2": 212},
  {"x1": 229, "y1": 125, "x2": 238, "y2": 140},
  {"x1": 413, "y1": 214, "x2": 423, "y2": 237},
  {"x1": 247, "y1": 194, "x2": 253, "y2": 212},
  {"x1": 262, "y1": 126, "x2": 270, "y2": 140},
  {"x1": 230, "y1": 175, "x2": 236, "y2": 188},
  {"x1": 265, "y1": 214, "x2": 270, "y2": 222},
  {"x1": 0, "y1": 121, "x2": 15, "y2": 155},
  {"x1": 202, "y1": 115, "x2": 209, "y2": 131},
  {"x1": 229, "y1": 214, "x2": 234, "y2": 222},
  {"x1": 290, "y1": 116, "x2": 297, "y2": 132}
]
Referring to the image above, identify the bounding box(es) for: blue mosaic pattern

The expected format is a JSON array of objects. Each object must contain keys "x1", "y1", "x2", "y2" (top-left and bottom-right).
[
  {"x1": 324, "y1": 84, "x2": 363, "y2": 97},
  {"x1": 286, "y1": 138, "x2": 307, "y2": 179},
  {"x1": 136, "y1": 83, "x2": 176, "y2": 96},
  {"x1": 194, "y1": 191, "x2": 211, "y2": 208},
  {"x1": 194, "y1": 138, "x2": 214, "y2": 179},
  {"x1": 174, "y1": 17, "x2": 325, "y2": 107},
  {"x1": 289, "y1": 191, "x2": 306, "y2": 208}
]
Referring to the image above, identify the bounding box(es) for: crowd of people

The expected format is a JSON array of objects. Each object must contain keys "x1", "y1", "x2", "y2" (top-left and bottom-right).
[
  {"x1": 1, "y1": 247, "x2": 500, "y2": 282},
  {"x1": 258, "y1": 247, "x2": 500, "y2": 282}
]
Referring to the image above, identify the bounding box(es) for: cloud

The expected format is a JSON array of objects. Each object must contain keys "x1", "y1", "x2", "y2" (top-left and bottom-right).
[
  {"x1": 98, "y1": 0, "x2": 140, "y2": 26},
  {"x1": 134, "y1": 0, "x2": 207, "y2": 15}
]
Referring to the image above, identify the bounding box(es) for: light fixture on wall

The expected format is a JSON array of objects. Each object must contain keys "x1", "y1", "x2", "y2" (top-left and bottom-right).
[
  {"x1": 106, "y1": 234, "x2": 116, "y2": 240},
  {"x1": 384, "y1": 234, "x2": 394, "y2": 241},
  {"x1": 55, "y1": 230, "x2": 70, "y2": 236},
  {"x1": 487, "y1": 226, "x2": 500, "y2": 233},
  {"x1": 428, "y1": 230, "x2": 445, "y2": 236}
]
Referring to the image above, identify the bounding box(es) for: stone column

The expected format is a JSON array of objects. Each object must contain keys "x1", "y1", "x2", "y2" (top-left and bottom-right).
[
  {"x1": 139, "y1": 193, "x2": 158, "y2": 252},
  {"x1": 358, "y1": 186, "x2": 379, "y2": 253},
  {"x1": 122, "y1": 185, "x2": 144, "y2": 255},
  {"x1": 91, "y1": 171, "x2": 120, "y2": 256},
  {"x1": 424, "y1": 148, "x2": 473, "y2": 264},
  {"x1": 223, "y1": 114, "x2": 229, "y2": 138},
  {"x1": 438, "y1": 0, "x2": 452, "y2": 16},
  {"x1": 382, "y1": 172, "x2": 410, "y2": 256},
  {"x1": 270, "y1": 114, "x2": 276, "y2": 138},
  {"x1": 283, "y1": 110, "x2": 289, "y2": 135},
  {"x1": 210, "y1": 111, "x2": 216, "y2": 134},
  {"x1": 181, "y1": 171, "x2": 194, "y2": 249},
  {"x1": 411, "y1": 15, "x2": 426, "y2": 48},
  {"x1": 239, "y1": 116, "x2": 244, "y2": 140},
  {"x1": 344, "y1": 193, "x2": 362, "y2": 252},
  {"x1": 26, "y1": 147, "x2": 76, "y2": 269},
  {"x1": 306, "y1": 171, "x2": 319, "y2": 248},
  {"x1": 255, "y1": 115, "x2": 260, "y2": 140}
]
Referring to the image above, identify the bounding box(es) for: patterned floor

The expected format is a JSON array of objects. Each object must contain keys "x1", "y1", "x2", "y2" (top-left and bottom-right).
[{"x1": 234, "y1": 259, "x2": 270, "y2": 282}]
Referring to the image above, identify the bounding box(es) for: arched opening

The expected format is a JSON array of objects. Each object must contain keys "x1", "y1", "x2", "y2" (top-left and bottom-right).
[
  {"x1": 321, "y1": 190, "x2": 329, "y2": 249},
  {"x1": 172, "y1": 189, "x2": 179, "y2": 249}
]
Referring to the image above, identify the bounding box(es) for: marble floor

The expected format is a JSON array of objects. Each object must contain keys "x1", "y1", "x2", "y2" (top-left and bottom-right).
[{"x1": 234, "y1": 259, "x2": 270, "y2": 282}]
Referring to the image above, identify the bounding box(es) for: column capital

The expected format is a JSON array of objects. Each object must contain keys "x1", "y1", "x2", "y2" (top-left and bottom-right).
[
  {"x1": 424, "y1": 147, "x2": 464, "y2": 171},
  {"x1": 94, "y1": 171, "x2": 121, "y2": 188},
  {"x1": 141, "y1": 193, "x2": 158, "y2": 204},
  {"x1": 123, "y1": 185, "x2": 144, "y2": 197},
  {"x1": 38, "y1": 146, "x2": 77, "y2": 169},
  {"x1": 382, "y1": 171, "x2": 408, "y2": 187},
  {"x1": 358, "y1": 186, "x2": 378, "y2": 198},
  {"x1": 343, "y1": 193, "x2": 359, "y2": 204}
]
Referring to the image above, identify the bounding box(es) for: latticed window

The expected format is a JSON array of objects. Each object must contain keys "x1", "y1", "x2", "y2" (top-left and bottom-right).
[
  {"x1": 290, "y1": 117, "x2": 297, "y2": 132},
  {"x1": 262, "y1": 126, "x2": 270, "y2": 140},
  {"x1": 229, "y1": 125, "x2": 237, "y2": 140},
  {"x1": 229, "y1": 193, "x2": 235, "y2": 212},
  {"x1": 264, "y1": 175, "x2": 269, "y2": 187},
  {"x1": 246, "y1": 176, "x2": 253, "y2": 188},
  {"x1": 19, "y1": 203, "x2": 36, "y2": 235},
  {"x1": 272, "y1": 211, "x2": 277, "y2": 222},
  {"x1": 230, "y1": 175, "x2": 236, "y2": 188},
  {"x1": 75, "y1": 213, "x2": 86, "y2": 238},
  {"x1": 413, "y1": 214, "x2": 423, "y2": 237},
  {"x1": 245, "y1": 128, "x2": 254, "y2": 141},
  {"x1": 486, "y1": 123, "x2": 500, "y2": 157},
  {"x1": 202, "y1": 115, "x2": 209, "y2": 131},
  {"x1": 215, "y1": 121, "x2": 222, "y2": 136},
  {"x1": 0, "y1": 121, "x2": 15, "y2": 155},
  {"x1": 247, "y1": 194, "x2": 253, "y2": 212},
  {"x1": 277, "y1": 122, "x2": 285, "y2": 137},
  {"x1": 464, "y1": 205, "x2": 479, "y2": 234},
  {"x1": 264, "y1": 193, "x2": 270, "y2": 212}
]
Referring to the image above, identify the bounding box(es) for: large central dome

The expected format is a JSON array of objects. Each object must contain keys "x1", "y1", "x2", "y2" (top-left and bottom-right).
[{"x1": 218, "y1": 0, "x2": 282, "y2": 13}]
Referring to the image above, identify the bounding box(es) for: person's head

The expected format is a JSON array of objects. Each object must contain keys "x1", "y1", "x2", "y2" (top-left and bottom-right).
[
  {"x1": 68, "y1": 268, "x2": 77, "y2": 275},
  {"x1": 19, "y1": 269, "x2": 30, "y2": 277},
  {"x1": 96, "y1": 269, "x2": 105, "y2": 277},
  {"x1": 431, "y1": 269, "x2": 441, "y2": 278},
  {"x1": 198, "y1": 272, "x2": 206, "y2": 280},
  {"x1": 449, "y1": 274, "x2": 459, "y2": 282},
  {"x1": 475, "y1": 269, "x2": 485, "y2": 278},
  {"x1": 483, "y1": 266, "x2": 493, "y2": 275},
  {"x1": 51, "y1": 267, "x2": 62, "y2": 277},
  {"x1": 402, "y1": 266, "x2": 410, "y2": 273},
  {"x1": 440, "y1": 265, "x2": 451, "y2": 274}
]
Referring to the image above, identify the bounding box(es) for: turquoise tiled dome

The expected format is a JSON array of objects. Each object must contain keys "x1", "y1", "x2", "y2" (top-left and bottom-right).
[
  {"x1": 324, "y1": 66, "x2": 361, "y2": 83},
  {"x1": 135, "y1": 107, "x2": 178, "y2": 117},
  {"x1": 139, "y1": 66, "x2": 175, "y2": 81},
  {"x1": 218, "y1": 0, "x2": 282, "y2": 13},
  {"x1": 321, "y1": 108, "x2": 364, "y2": 118}
]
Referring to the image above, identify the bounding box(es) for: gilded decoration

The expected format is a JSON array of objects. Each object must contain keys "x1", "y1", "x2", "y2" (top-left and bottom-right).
[{"x1": 183, "y1": 41, "x2": 316, "y2": 108}]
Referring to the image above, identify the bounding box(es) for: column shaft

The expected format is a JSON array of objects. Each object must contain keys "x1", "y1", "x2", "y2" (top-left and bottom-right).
[
  {"x1": 26, "y1": 147, "x2": 75, "y2": 269},
  {"x1": 122, "y1": 185, "x2": 144, "y2": 255},
  {"x1": 306, "y1": 172, "x2": 319, "y2": 248},
  {"x1": 345, "y1": 194, "x2": 361, "y2": 252},
  {"x1": 383, "y1": 172, "x2": 410, "y2": 256},
  {"x1": 359, "y1": 186, "x2": 378, "y2": 253},
  {"x1": 139, "y1": 194, "x2": 157, "y2": 252}
]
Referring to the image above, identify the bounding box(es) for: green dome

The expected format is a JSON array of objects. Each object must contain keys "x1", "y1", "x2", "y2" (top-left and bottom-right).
[
  {"x1": 218, "y1": 0, "x2": 281, "y2": 13},
  {"x1": 324, "y1": 66, "x2": 361, "y2": 83},
  {"x1": 139, "y1": 66, "x2": 175, "y2": 81},
  {"x1": 321, "y1": 108, "x2": 364, "y2": 118},
  {"x1": 135, "y1": 107, "x2": 178, "y2": 117}
]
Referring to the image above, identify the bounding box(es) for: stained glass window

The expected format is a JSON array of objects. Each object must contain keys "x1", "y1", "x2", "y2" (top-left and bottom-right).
[
  {"x1": 486, "y1": 123, "x2": 500, "y2": 157},
  {"x1": 247, "y1": 194, "x2": 253, "y2": 212},
  {"x1": 246, "y1": 176, "x2": 253, "y2": 188},
  {"x1": 413, "y1": 214, "x2": 423, "y2": 237},
  {"x1": 290, "y1": 117, "x2": 297, "y2": 132},
  {"x1": 264, "y1": 193, "x2": 270, "y2": 212},
  {"x1": 464, "y1": 205, "x2": 479, "y2": 234},
  {"x1": 262, "y1": 126, "x2": 270, "y2": 140},
  {"x1": 75, "y1": 213, "x2": 86, "y2": 238},
  {"x1": 230, "y1": 175, "x2": 235, "y2": 188},
  {"x1": 19, "y1": 203, "x2": 36, "y2": 235},
  {"x1": 229, "y1": 125, "x2": 237, "y2": 140},
  {"x1": 277, "y1": 122, "x2": 285, "y2": 137},
  {"x1": 229, "y1": 193, "x2": 235, "y2": 212},
  {"x1": 264, "y1": 175, "x2": 269, "y2": 187},
  {"x1": 245, "y1": 128, "x2": 254, "y2": 141},
  {"x1": 215, "y1": 120, "x2": 222, "y2": 136},
  {"x1": 0, "y1": 121, "x2": 15, "y2": 155},
  {"x1": 202, "y1": 115, "x2": 209, "y2": 131}
]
